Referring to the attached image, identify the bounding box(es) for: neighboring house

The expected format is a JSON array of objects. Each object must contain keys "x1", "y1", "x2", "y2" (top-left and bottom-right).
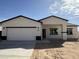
[
  {"x1": 0, "y1": 15, "x2": 78, "y2": 40},
  {"x1": 0, "y1": 24, "x2": 2, "y2": 37}
]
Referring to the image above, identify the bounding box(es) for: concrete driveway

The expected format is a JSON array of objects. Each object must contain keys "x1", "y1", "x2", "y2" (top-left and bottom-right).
[{"x1": 0, "y1": 40, "x2": 36, "y2": 59}]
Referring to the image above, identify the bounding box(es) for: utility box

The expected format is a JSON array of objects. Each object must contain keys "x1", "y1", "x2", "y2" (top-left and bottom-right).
[{"x1": 36, "y1": 36, "x2": 41, "y2": 40}]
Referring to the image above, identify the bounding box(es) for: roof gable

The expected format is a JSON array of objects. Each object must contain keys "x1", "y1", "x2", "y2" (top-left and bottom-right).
[
  {"x1": 0, "y1": 15, "x2": 40, "y2": 23},
  {"x1": 38, "y1": 15, "x2": 68, "y2": 22},
  {"x1": 0, "y1": 15, "x2": 68, "y2": 24},
  {"x1": 67, "y1": 23, "x2": 79, "y2": 27}
]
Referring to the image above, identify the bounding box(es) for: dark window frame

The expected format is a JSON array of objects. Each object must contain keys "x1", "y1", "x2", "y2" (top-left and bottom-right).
[
  {"x1": 67, "y1": 28, "x2": 73, "y2": 35},
  {"x1": 50, "y1": 28, "x2": 58, "y2": 35}
]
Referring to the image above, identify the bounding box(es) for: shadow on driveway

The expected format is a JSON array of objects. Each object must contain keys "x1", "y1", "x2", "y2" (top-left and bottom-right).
[
  {"x1": 34, "y1": 39, "x2": 65, "y2": 49},
  {"x1": 0, "y1": 39, "x2": 66, "y2": 50},
  {"x1": 0, "y1": 40, "x2": 36, "y2": 50}
]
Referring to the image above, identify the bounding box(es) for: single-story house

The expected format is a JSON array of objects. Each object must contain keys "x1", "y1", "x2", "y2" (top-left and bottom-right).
[{"x1": 0, "y1": 15, "x2": 78, "y2": 40}]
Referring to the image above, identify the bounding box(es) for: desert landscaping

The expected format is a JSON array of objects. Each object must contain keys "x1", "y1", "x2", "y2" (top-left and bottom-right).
[{"x1": 31, "y1": 40, "x2": 79, "y2": 59}]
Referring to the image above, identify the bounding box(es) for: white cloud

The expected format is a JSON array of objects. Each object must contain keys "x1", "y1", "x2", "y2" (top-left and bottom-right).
[
  {"x1": 49, "y1": 1, "x2": 62, "y2": 14},
  {"x1": 74, "y1": 9, "x2": 79, "y2": 16},
  {"x1": 49, "y1": 0, "x2": 79, "y2": 16},
  {"x1": 49, "y1": 2, "x2": 59, "y2": 14}
]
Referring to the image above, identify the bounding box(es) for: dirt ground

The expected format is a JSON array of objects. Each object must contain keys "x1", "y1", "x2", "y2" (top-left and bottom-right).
[{"x1": 31, "y1": 40, "x2": 79, "y2": 59}]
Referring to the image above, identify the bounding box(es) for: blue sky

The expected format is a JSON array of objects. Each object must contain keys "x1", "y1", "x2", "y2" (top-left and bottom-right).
[
  {"x1": 0, "y1": 0, "x2": 51, "y2": 19},
  {"x1": 0, "y1": 0, "x2": 79, "y2": 26}
]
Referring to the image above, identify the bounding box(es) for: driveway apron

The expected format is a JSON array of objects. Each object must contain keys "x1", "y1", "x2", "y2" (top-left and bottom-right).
[{"x1": 0, "y1": 40, "x2": 36, "y2": 59}]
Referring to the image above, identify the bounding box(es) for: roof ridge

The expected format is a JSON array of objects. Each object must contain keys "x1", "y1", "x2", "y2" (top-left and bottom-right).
[
  {"x1": 38, "y1": 15, "x2": 68, "y2": 21},
  {"x1": 0, "y1": 15, "x2": 40, "y2": 23}
]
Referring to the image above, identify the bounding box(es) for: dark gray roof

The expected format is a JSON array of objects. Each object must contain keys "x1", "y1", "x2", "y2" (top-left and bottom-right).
[
  {"x1": 0, "y1": 15, "x2": 68, "y2": 23},
  {"x1": 38, "y1": 15, "x2": 68, "y2": 21},
  {"x1": 0, "y1": 15, "x2": 40, "y2": 23},
  {"x1": 67, "y1": 23, "x2": 79, "y2": 27}
]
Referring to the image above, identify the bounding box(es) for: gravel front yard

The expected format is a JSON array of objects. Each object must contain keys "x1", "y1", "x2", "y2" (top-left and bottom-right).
[{"x1": 31, "y1": 40, "x2": 79, "y2": 59}]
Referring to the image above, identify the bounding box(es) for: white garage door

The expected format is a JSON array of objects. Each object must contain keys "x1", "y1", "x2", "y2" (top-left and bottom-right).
[{"x1": 7, "y1": 28, "x2": 37, "y2": 40}]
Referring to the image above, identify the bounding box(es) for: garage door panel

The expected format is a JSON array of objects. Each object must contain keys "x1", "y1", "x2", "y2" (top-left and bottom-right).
[{"x1": 7, "y1": 28, "x2": 37, "y2": 40}]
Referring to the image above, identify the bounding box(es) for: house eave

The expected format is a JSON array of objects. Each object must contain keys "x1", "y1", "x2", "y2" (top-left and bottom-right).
[
  {"x1": 67, "y1": 25, "x2": 79, "y2": 27},
  {"x1": 38, "y1": 15, "x2": 68, "y2": 22},
  {"x1": 0, "y1": 15, "x2": 41, "y2": 24}
]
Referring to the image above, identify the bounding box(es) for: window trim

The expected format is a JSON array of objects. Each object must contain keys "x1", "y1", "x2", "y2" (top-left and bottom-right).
[
  {"x1": 50, "y1": 28, "x2": 58, "y2": 35},
  {"x1": 67, "y1": 28, "x2": 73, "y2": 35}
]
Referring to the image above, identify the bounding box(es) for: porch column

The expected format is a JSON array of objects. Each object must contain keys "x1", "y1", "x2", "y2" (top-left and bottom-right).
[{"x1": 62, "y1": 24, "x2": 67, "y2": 40}]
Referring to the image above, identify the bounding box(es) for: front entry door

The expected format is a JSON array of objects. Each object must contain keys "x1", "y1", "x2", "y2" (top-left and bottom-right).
[{"x1": 42, "y1": 29, "x2": 46, "y2": 39}]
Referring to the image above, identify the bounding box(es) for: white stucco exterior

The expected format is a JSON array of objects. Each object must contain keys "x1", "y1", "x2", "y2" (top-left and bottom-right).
[
  {"x1": 2, "y1": 17, "x2": 42, "y2": 36},
  {"x1": 41, "y1": 17, "x2": 67, "y2": 40},
  {"x1": 1, "y1": 16, "x2": 42, "y2": 40},
  {"x1": 67, "y1": 25, "x2": 78, "y2": 39},
  {"x1": 42, "y1": 25, "x2": 62, "y2": 39},
  {"x1": 1, "y1": 15, "x2": 78, "y2": 40}
]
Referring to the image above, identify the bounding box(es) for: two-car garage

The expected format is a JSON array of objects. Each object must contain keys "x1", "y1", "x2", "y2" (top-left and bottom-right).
[
  {"x1": 7, "y1": 27, "x2": 37, "y2": 40},
  {"x1": 1, "y1": 15, "x2": 42, "y2": 40}
]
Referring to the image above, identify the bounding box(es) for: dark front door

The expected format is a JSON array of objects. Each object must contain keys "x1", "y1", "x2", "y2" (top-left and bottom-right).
[{"x1": 42, "y1": 29, "x2": 46, "y2": 39}]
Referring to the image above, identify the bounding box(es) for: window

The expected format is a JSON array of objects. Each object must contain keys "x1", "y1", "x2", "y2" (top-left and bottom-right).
[
  {"x1": 50, "y1": 28, "x2": 58, "y2": 35},
  {"x1": 3, "y1": 27, "x2": 6, "y2": 30},
  {"x1": 67, "y1": 28, "x2": 73, "y2": 35}
]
